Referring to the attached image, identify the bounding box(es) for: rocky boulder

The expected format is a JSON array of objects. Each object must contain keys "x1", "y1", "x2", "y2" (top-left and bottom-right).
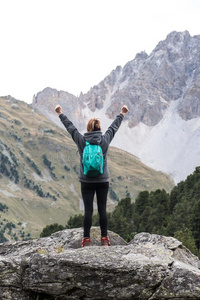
[{"x1": 0, "y1": 227, "x2": 200, "y2": 299}]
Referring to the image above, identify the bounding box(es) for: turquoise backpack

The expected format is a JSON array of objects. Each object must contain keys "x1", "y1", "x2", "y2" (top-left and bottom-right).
[{"x1": 82, "y1": 141, "x2": 103, "y2": 177}]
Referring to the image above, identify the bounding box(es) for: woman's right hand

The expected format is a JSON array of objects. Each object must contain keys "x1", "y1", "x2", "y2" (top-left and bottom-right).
[{"x1": 55, "y1": 105, "x2": 62, "y2": 115}]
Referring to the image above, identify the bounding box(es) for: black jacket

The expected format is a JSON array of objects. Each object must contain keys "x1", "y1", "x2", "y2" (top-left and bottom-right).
[{"x1": 59, "y1": 113, "x2": 124, "y2": 182}]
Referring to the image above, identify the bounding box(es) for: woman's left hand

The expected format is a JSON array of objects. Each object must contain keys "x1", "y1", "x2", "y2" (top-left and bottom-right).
[{"x1": 55, "y1": 105, "x2": 62, "y2": 115}]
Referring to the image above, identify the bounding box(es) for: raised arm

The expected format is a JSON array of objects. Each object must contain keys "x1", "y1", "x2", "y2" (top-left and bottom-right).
[
  {"x1": 55, "y1": 104, "x2": 83, "y2": 145},
  {"x1": 103, "y1": 105, "x2": 128, "y2": 144}
]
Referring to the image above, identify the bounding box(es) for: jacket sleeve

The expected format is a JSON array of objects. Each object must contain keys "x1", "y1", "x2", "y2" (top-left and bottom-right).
[
  {"x1": 59, "y1": 113, "x2": 83, "y2": 146},
  {"x1": 103, "y1": 113, "x2": 124, "y2": 144}
]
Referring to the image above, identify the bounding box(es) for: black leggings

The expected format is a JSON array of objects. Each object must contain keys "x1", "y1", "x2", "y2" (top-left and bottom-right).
[{"x1": 81, "y1": 181, "x2": 109, "y2": 238}]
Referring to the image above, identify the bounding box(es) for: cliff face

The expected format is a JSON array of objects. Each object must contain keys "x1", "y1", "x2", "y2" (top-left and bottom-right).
[{"x1": 0, "y1": 227, "x2": 200, "y2": 300}]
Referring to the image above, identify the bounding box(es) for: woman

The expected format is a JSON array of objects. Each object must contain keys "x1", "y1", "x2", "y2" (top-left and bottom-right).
[{"x1": 55, "y1": 104, "x2": 128, "y2": 246}]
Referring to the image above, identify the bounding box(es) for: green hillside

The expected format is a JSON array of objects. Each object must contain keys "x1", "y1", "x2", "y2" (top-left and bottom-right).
[{"x1": 0, "y1": 96, "x2": 174, "y2": 241}]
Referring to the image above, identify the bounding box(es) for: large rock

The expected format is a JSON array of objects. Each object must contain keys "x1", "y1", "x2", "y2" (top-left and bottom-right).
[{"x1": 0, "y1": 228, "x2": 200, "y2": 299}]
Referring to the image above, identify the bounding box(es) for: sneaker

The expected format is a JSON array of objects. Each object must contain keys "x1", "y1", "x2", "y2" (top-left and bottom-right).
[
  {"x1": 101, "y1": 236, "x2": 111, "y2": 246},
  {"x1": 81, "y1": 237, "x2": 91, "y2": 247}
]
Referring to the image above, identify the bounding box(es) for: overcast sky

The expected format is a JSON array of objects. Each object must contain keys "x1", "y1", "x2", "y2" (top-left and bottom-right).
[{"x1": 0, "y1": 0, "x2": 200, "y2": 103}]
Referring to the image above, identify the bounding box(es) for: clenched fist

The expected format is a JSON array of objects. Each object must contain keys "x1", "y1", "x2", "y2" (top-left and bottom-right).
[
  {"x1": 55, "y1": 105, "x2": 62, "y2": 115},
  {"x1": 121, "y1": 105, "x2": 128, "y2": 116}
]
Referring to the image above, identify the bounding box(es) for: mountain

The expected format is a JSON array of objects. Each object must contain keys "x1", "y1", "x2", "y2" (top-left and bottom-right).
[
  {"x1": 32, "y1": 30, "x2": 200, "y2": 183},
  {"x1": 0, "y1": 96, "x2": 173, "y2": 241}
]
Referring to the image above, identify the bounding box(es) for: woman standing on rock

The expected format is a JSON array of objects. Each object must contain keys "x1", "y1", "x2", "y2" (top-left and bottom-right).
[{"x1": 55, "y1": 104, "x2": 128, "y2": 247}]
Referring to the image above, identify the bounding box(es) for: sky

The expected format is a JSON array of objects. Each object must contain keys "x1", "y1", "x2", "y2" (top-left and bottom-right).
[{"x1": 0, "y1": 0, "x2": 200, "y2": 104}]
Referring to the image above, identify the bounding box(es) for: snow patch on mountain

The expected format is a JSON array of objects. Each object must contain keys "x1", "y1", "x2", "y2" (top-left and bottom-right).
[{"x1": 111, "y1": 100, "x2": 200, "y2": 184}]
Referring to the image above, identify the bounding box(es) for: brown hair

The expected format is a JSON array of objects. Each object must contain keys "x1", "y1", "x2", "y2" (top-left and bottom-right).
[{"x1": 87, "y1": 118, "x2": 101, "y2": 132}]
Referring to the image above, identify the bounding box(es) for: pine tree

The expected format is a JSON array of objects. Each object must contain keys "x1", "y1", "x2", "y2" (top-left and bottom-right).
[
  {"x1": 174, "y1": 228, "x2": 198, "y2": 255},
  {"x1": 67, "y1": 214, "x2": 84, "y2": 229},
  {"x1": 191, "y1": 200, "x2": 200, "y2": 250},
  {"x1": 40, "y1": 223, "x2": 65, "y2": 237}
]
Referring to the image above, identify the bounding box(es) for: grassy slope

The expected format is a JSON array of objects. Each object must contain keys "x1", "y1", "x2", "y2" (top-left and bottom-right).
[{"x1": 0, "y1": 96, "x2": 174, "y2": 239}]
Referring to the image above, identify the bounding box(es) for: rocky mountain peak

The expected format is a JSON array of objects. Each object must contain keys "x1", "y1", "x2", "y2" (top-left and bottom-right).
[
  {"x1": 33, "y1": 31, "x2": 200, "y2": 128},
  {"x1": 157, "y1": 30, "x2": 190, "y2": 47},
  {"x1": 33, "y1": 87, "x2": 85, "y2": 129},
  {"x1": 166, "y1": 29, "x2": 190, "y2": 44},
  {"x1": 135, "y1": 50, "x2": 148, "y2": 59},
  {"x1": 76, "y1": 31, "x2": 200, "y2": 128}
]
